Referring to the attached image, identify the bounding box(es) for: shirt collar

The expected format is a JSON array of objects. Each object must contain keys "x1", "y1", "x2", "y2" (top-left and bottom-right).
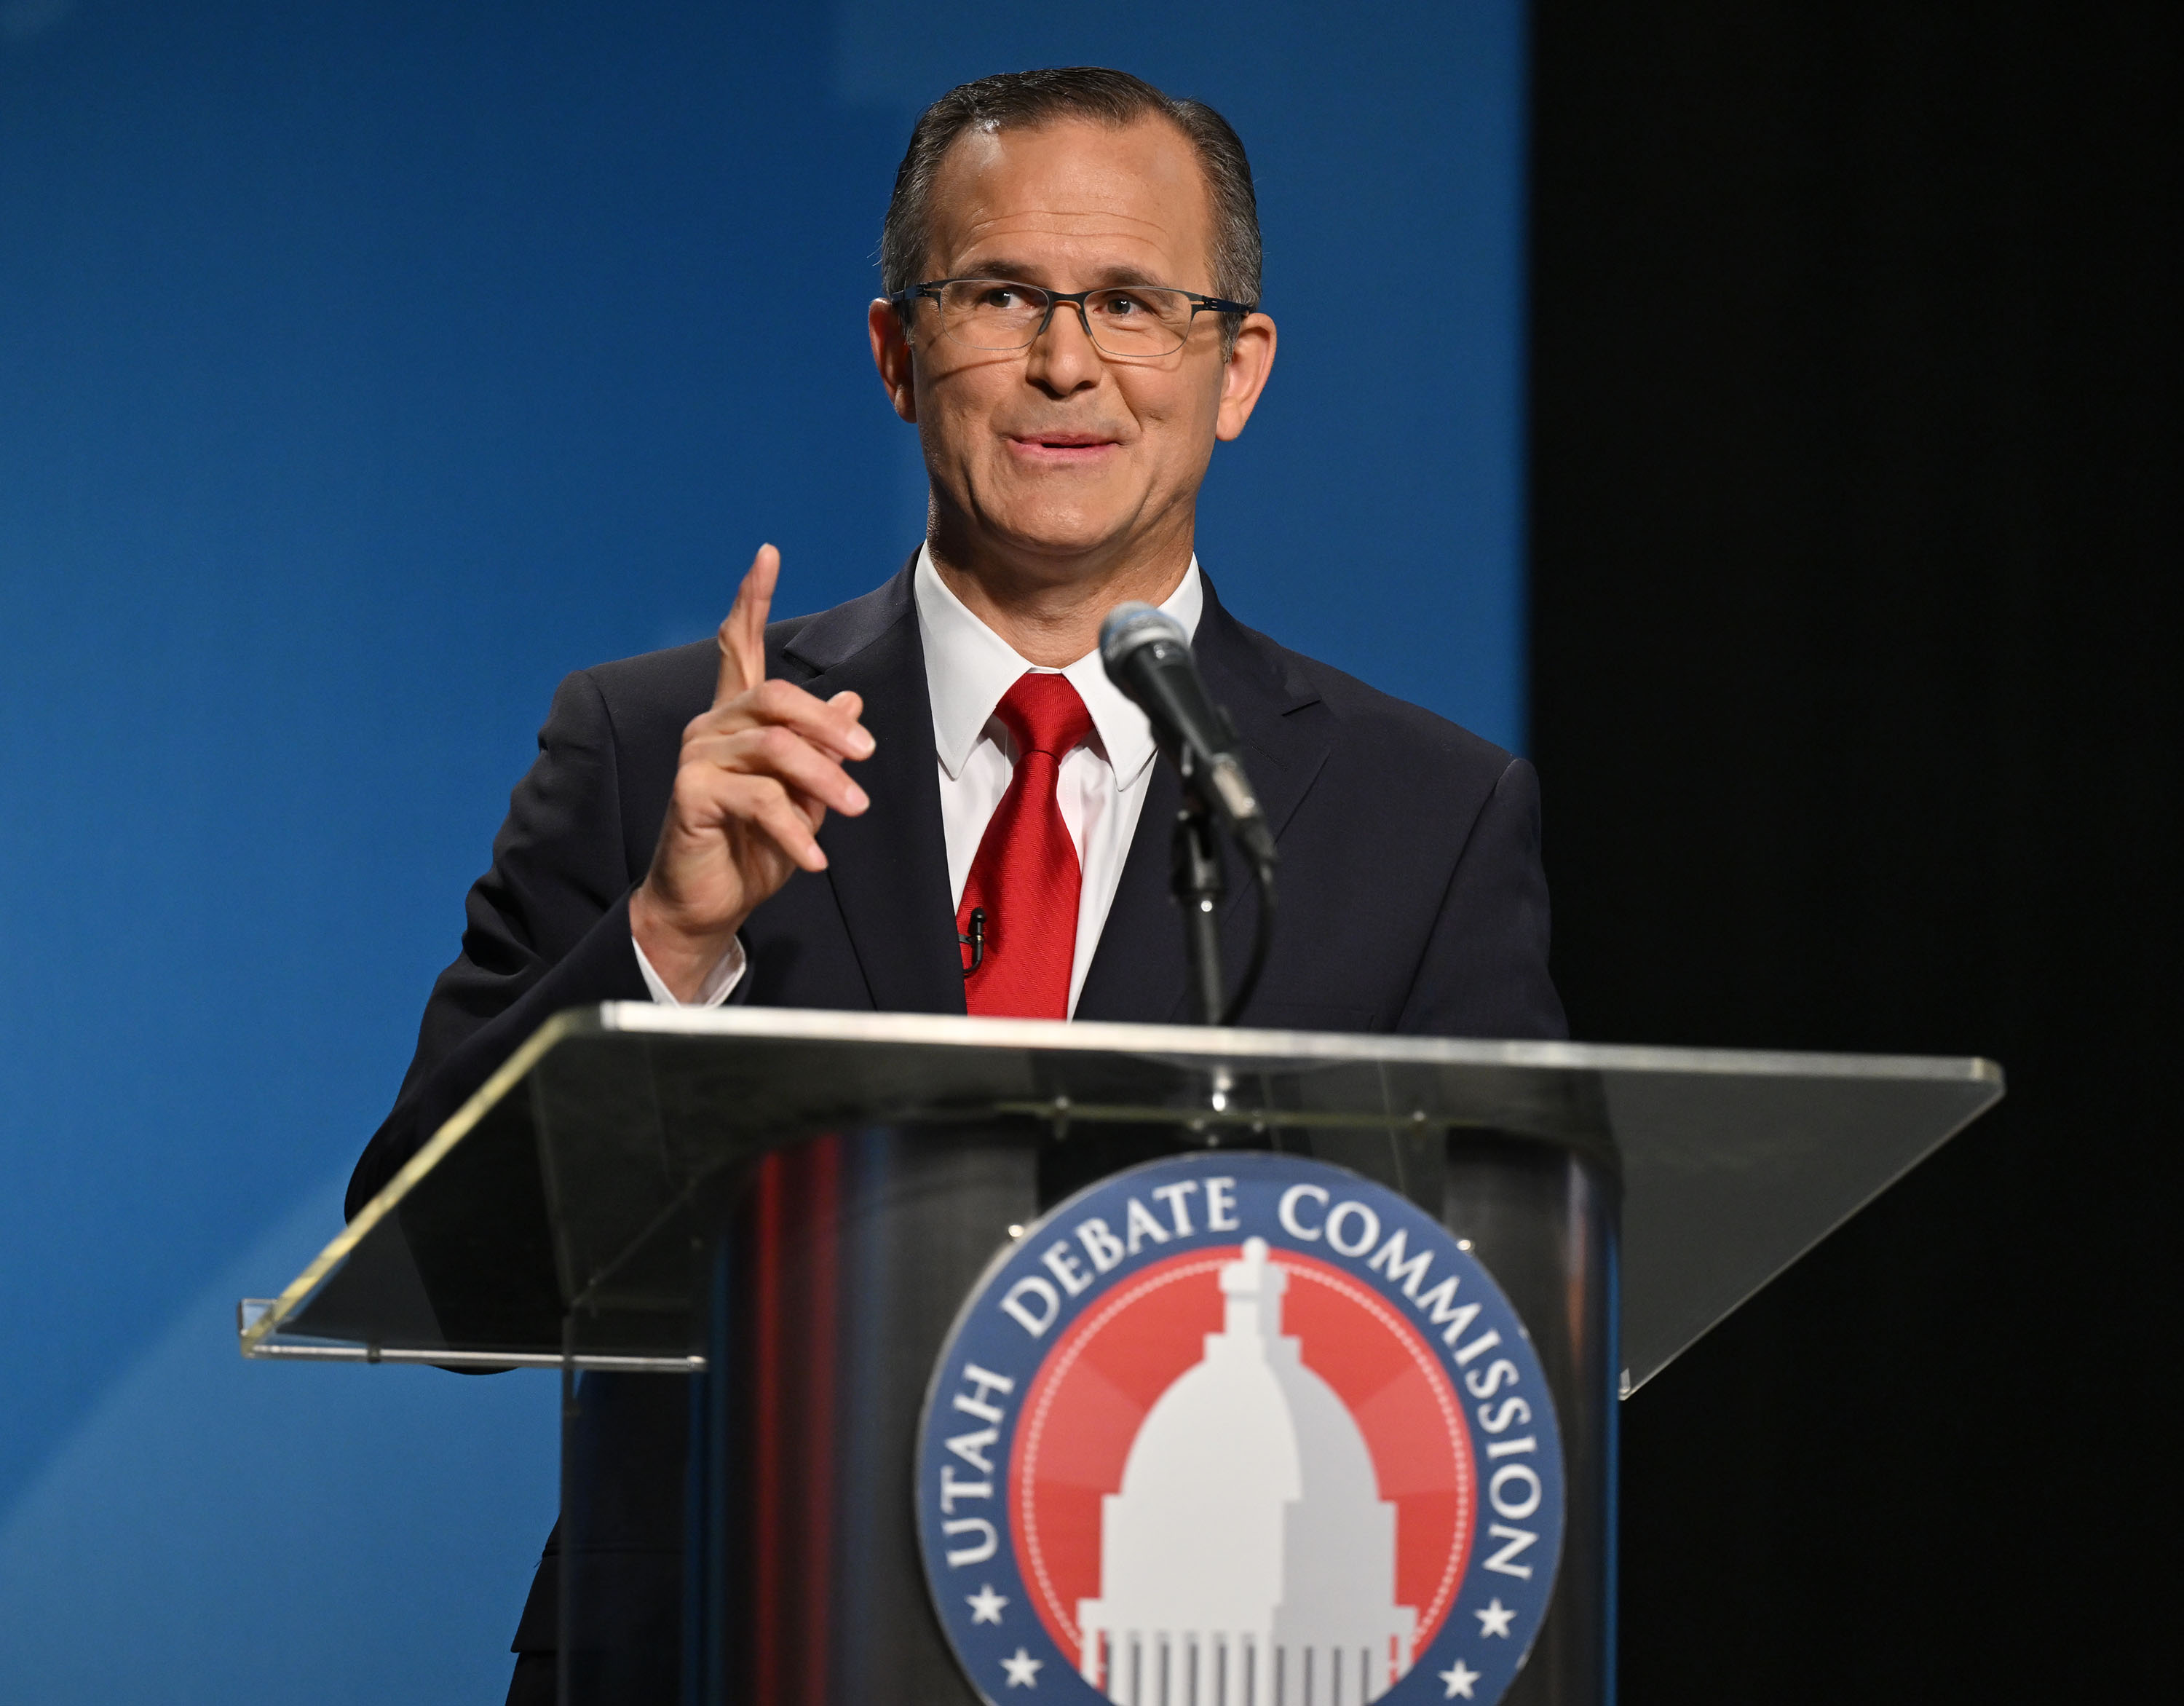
[{"x1": 914, "y1": 543, "x2": 1205, "y2": 785}]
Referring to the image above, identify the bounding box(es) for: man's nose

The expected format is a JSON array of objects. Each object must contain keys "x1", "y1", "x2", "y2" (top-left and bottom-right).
[{"x1": 1024, "y1": 299, "x2": 1102, "y2": 392}]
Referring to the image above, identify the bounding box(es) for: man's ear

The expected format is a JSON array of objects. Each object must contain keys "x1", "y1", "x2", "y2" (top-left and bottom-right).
[
  {"x1": 1214, "y1": 312, "x2": 1278, "y2": 443},
  {"x1": 869, "y1": 299, "x2": 918, "y2": 424}
]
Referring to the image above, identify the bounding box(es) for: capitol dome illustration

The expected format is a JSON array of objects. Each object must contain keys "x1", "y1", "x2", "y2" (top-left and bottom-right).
[{"x1": 1076, "y1": 1238, "x2": 1417, "y2": 1705}]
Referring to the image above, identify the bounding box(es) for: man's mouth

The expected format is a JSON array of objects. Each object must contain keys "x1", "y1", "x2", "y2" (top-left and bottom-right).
[{"x1": 1005, "y1": 433, "x2": 1120, "y2": 462}]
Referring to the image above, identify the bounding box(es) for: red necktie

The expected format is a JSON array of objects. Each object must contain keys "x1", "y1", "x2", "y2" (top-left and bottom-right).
[{"x1": 959, "y1": 672, "x2": 1094, "y2": 1018}]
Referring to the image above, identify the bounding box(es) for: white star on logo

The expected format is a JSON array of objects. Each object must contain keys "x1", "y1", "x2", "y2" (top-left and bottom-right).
[
  {"x1": 1001, "y1": 1648, "x2": 1043, "y2": 1689},
  {"x1": 967, "y1": 1584, "x2": 1008, "y2": 1625},
  {"x1": 1439, "y1": 1658, "x2": 1481, "y2": 1699},
  {"x1": 1475, "y1": 1598, "x2": 1516, "y2": 1638}
]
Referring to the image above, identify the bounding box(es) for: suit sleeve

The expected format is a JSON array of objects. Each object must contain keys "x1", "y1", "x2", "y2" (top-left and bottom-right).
[
  {"x1": 1394, "y1": 757, "x2": 1570, "y2": 1041},
  {"x1": 347, "y1": 668, "x2": 652, "y2": 1218}
]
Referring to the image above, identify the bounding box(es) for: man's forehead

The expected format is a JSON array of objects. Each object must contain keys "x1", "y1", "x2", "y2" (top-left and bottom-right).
[{"x1": 925, "y1": 116, "x2": 1214, "y2": 275}]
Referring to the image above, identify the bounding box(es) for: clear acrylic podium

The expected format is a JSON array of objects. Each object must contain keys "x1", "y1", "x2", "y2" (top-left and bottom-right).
[{"x1": 241, "y1": 1006, "x2": 2001, "y2": 1705}]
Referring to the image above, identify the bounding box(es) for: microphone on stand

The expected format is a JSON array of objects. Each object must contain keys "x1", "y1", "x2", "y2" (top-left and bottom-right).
[
  {"x1": 1099, "y1": 602, "x2": 1277, "y2": 1027},
  {"x1": 1098, "y1": 604, "x2": 1278, "y2": 871}
]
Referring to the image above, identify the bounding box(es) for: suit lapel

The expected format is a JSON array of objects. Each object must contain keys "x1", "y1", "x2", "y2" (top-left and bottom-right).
[
  {"x1": 1074, "y1": 577, "x2": 1331, "y2": 1023},
  {"x1": 783, "y1": 566, "x2": 965, "y2": 1016}
]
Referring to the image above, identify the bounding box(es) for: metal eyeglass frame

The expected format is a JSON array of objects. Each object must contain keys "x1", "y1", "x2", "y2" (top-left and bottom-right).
[{"x1": 890, "y1": 277, "x2": 1258, "y2": 358}]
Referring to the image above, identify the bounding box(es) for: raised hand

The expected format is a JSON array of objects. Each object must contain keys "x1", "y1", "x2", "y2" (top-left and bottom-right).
[{"x1": 629, "y1": 544, "x2": 874, "y2": 998}]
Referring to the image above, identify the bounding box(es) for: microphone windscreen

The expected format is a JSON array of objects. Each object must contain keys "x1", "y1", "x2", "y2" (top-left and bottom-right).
[{"x1": 1099, "y1": 601, "x2": 1187, "y2": 676}]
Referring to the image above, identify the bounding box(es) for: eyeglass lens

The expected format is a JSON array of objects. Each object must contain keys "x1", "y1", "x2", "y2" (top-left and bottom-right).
[{"x1": 935, "y1": 280, "x2": 1199, "y2": 355}]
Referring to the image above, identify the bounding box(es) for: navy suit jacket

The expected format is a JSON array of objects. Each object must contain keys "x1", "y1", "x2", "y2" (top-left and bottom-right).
[{"x1": 347, "y1": 561, "x2": 1566, "y2": 1655}]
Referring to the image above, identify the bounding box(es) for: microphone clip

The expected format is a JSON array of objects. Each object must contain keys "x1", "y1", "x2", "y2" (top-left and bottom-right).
[{"x1": 958, "y1": 907, "x2": 985, "y2": 978}]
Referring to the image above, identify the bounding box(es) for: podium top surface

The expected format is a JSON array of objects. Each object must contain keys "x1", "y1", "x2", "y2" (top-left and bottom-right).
[
  {"x1": 244, "y1": 1006, "x2": 2001, "y2": 1396},
  {"x1": 535, "y1": 1000, "x2": 1998, "y2": 1083}
]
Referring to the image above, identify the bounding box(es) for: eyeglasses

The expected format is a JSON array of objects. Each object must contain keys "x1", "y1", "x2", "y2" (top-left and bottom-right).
[{"x1": 891, "y1": 277, "x2": 1257, "y2": 358}]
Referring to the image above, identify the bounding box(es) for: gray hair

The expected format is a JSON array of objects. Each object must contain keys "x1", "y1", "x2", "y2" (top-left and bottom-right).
[{"x1": 880, "y1": 67, "x2": 1262, "y2": 317}]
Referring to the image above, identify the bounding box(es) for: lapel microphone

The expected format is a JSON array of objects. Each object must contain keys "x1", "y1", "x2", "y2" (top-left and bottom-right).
[{"x1": 1099, "y1": 603, "x2": 1279, "y2": 872}]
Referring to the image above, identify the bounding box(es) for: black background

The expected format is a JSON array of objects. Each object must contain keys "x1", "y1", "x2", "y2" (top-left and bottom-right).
[{"x1": 1528, "y1": 3, "x2": 2178, "y2": 1697}]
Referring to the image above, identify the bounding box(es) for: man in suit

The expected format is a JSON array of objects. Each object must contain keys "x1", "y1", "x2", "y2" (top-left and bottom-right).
[{"x1": 349, "y1": 67, "x2": 1563, "y2": 1702}]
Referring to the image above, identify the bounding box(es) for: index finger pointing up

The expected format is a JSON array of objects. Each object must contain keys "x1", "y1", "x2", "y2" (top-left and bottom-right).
[{"x1": 715, "y1": 543, "x2": 780, "y2": 706}]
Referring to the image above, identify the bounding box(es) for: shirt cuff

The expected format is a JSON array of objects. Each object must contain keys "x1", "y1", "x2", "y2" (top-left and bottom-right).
[{"x1": 633, "y1": 934, "x2": 748, "y2": 1007}]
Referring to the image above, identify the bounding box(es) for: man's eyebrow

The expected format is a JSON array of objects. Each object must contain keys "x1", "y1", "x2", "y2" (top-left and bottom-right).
[
  {"x1": 949, "y1": 258, "x2": 1047, "y2": 284},
  {"x1": 1087, "y1": 264, "x2": 1175, "y2": 289},
  {"x1": 949, "y1": 260, "x2": 1184, "y2": 291}
]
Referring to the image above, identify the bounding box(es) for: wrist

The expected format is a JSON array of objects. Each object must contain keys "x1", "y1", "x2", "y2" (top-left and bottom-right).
[{"x1": 630, "y1": 882, "x2": 741, "y2": 1001}]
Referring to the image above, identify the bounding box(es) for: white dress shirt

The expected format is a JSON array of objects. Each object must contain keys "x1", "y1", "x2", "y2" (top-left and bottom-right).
[{"x1": 635, "y1": 547, "x2": 1204, "y2": 1016}]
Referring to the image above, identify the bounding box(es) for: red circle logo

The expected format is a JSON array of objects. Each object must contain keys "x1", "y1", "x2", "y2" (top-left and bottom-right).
[{"x1": 1009, "y1": 1244, "x2": 1477, "y2": 1683}]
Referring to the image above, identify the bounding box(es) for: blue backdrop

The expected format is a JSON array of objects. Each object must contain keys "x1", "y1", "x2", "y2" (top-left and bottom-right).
[{"x1": 0, "y1": 3, "x2": 1525, "y2": 1697}]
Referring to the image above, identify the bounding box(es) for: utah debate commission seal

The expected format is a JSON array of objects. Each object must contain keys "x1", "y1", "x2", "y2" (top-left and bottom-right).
[{"x1": 916, "y1": 1152, "x2": 1564, "y2": 1705}]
